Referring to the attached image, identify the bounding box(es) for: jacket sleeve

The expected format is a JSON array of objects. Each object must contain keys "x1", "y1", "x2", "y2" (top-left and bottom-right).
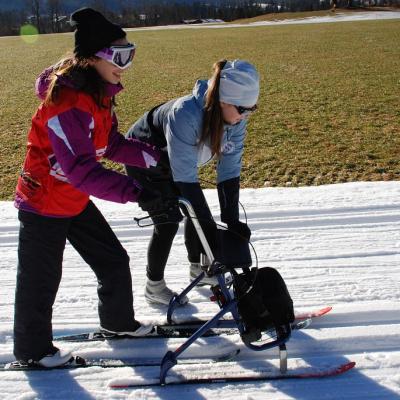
[
  {"x1": 46, "y1": 107, "x2": 143, "y2": 204},
  {"x1": 103, "y1": 113, "x2": 161, "y2": 167},
  {"x1": 217, "y1": 177, "x2": 240, "y2": 224},
  {"x1": 216, "y1": 119, "x2": 247, "y2": 184}
]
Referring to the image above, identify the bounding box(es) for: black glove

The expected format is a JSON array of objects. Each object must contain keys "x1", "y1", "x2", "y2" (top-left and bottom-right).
[
  {"x1": 148, "y1": 151, "x2": 171, "y2": 178},
  {"x1": 176, "y1": 181, "x2": 218, "y2": 255},
  {"x1": 217, "y1": 178, "x2": 250, "y2": 240},
  {"x1": 227, "y1": 220, "x2": 251, "y2": 241},
  {"x1": 157, "y1": 151, "x2": 170, "y2": 170},
  {"x1": 217, "y1": 177, "x2": 240, "y2": 224},
  {"x1": 138, "y1": 186, "x2": 164, "y2": 212}
]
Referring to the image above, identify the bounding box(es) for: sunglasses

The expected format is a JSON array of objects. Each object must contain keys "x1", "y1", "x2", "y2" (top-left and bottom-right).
[
  {"x1": 95, "y1": 43, "x2": 136, "y2": 69},
  {"x1": 235, "y1": 104, "x2": 258, "y2": 115}
]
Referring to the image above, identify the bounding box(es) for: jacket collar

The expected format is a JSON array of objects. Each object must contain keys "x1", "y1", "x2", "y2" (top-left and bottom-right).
[
  {"x1": 35, "y1": 65, "x2": 124, "y2": 100},
  {"x1": 105, "y1": 82, "x2": 123, "y2": 97}
]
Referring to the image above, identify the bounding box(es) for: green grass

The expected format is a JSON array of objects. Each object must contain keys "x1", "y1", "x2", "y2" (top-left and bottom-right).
[{"x1": 0, "y1": 18, "x2": 399, "y2": 200}]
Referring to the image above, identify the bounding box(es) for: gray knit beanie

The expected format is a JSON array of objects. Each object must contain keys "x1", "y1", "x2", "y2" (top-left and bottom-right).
[{"x1": 219, "y1": 60, "x2": 260, "y2": 107}]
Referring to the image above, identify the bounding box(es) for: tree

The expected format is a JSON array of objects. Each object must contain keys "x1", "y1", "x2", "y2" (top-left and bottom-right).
[
  {"x1": 25, "y1": 0, "x2": 42, "y2": 33},
  {"x1": 47, "y1": 0, "x2": 61, "y2": 33},
  {"x1": 0, "y1": 10, "x2": 25, "y2": 36}
]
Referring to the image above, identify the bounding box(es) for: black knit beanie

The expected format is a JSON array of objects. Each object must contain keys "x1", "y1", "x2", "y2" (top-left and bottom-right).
[{"x1": 70, "y1": 8, "x2": 126, "y2": 58}]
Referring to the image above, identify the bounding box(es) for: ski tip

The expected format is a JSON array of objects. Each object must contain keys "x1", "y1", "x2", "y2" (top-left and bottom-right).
[
  {"x1": 328, "y1": 361, "x2": 356, "y2": 376},
  {"x1": 298, "y1": 360, "x2": 356, "y2": 379},
  {"x1": 295, "y1": 306, "x2": 333, "y2": 321},
  {"x1": 341, "y1": 361, "x2": 356, "y2": 372},
  {"x1": 317, "y1": 306, "x2": 333, "y2": 316}
]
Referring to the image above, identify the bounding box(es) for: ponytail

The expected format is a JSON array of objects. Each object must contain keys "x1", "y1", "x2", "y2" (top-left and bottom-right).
[{"x1": 200, "y1": 59, "x2": 228, "y2": 157}]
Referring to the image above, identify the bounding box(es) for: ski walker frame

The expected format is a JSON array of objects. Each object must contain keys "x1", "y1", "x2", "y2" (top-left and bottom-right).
[{"x1": 159, "y1": 197, "x2": 292, "y2": 385}]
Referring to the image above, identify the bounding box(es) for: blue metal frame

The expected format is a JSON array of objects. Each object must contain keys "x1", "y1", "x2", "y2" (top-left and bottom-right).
[
  {"x1": 167, "y1": 271, "x2": 204, "y2": 323},
  {"x1": 160, "y1": 198, "x2": 292, "y2": 385}
]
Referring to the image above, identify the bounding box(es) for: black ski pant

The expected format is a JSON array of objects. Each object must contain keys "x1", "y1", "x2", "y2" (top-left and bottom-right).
[
  {"x1": 126, "y1": 112, "x2": 203, "y2": 281},
  {"x1": 14, "y1": 201, "x2": 138, "y2": 361},
  {"x1": 126, "y1": 165, "x2": 202, "y2": 281},
  {"x1": 145, "y1": 217, "x2": 202, "y2": 281}
]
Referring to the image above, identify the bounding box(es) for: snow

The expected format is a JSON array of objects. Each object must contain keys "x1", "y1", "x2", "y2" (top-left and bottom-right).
[
  {"x1": 1, "y1": 181, "x2": 400, "y2": 399},
  {"x1": 124, "y1": 11, "x2": 400, "y2": 32}
]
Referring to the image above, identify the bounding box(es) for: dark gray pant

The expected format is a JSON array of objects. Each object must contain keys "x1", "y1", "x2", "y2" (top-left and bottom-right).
[
  {"x1": 126, "y1": 163, "x2": 202, "y2": 281},
  {"x1": 126, "y1": 113, "x2": 203, "y2": 281},
  {"x1": 14, "y1": 201, "x2": 138, "y2": 361}
]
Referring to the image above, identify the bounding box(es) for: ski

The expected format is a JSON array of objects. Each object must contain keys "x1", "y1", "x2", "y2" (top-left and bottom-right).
[
  {"x1": 1, "y1": 319, "x2": 313, "y2": 372},
  {"x1": 54, "y1": 306, "x2": 331, "y2": 342},
  {"x1": 109, "y1": 361, "x2": 356, "y2": 389},
  {"x1": 294, "y1": 306, "x2": 332, "y2": 320},
  {"x1": 1, "y1": 349, "x2": 240, "y2": 372},
  {"x1": 54, "y1": 322, "x2": 227, "y2": 342}
]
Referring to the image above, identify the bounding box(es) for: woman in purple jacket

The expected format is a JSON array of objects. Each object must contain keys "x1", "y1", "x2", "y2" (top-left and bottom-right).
[{"x1": 11, "y1": 8, "x2": 161, "y2": 369}]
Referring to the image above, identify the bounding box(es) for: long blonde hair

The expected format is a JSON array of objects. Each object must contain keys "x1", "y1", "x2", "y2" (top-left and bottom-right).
[{"x1": 200, "y1": 59, "x2": 228, "y2": 157}]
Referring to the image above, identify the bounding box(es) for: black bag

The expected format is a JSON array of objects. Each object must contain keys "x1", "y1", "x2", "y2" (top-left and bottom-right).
[
  {"x1": 215, "y1": 228, "x2": 252, "y2": 269},
  {"x1": 213, "y1": 230, "x2": 293, "y2": 330},
  {"x1": 234, "y1": 267, "x2": 295, "y2": 331}
]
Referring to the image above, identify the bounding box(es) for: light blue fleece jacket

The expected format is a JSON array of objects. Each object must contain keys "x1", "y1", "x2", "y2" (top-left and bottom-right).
[{"x1": 153, "y1": 79, "x2": 247, "y2": 184}]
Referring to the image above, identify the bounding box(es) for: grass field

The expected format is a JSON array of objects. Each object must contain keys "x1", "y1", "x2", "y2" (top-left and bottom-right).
[{"x1": 0, "y1": 18, "x2": 399, "y2": 200}]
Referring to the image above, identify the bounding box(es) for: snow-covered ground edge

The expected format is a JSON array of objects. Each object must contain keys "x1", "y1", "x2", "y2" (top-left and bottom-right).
[
  {"x1": 124, "y1": 11, "x2": 400, "y2": 32},
  {"x1": 0, "y1": 181, "x2": 399, "y2": 399}
]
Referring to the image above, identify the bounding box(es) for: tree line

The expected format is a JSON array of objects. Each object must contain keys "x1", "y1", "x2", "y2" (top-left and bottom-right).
[{"x1": 0, "y1": 0, "x2": 398, "y2": 36}]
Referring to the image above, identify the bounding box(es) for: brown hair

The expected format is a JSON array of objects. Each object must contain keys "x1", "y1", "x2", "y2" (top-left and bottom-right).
[
  {"x1": 200, "y1": 59, "x2": 228, "y2": 157},
  {"x1": 44, "y1": 56, "x2": 111, "y2": 108}
]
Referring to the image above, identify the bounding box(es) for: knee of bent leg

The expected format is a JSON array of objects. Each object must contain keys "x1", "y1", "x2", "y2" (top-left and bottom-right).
[
  {"x1": 154, "y1": 222, "x2": 179, "y2": 238},
  {"x1": 120, "y1": 248, "x2": 130, "y2": 267},
  {"x1": 110, "y1": 249, "x2": 131, "y2": 281},
  {"x1": 109, "y1": 247, "x2": 130, "y2": 270}
]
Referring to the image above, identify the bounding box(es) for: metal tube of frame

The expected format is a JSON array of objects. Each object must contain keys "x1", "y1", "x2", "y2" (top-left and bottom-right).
[{"x1": 178, "y1": 197, "x2": 215, "y2": 264}]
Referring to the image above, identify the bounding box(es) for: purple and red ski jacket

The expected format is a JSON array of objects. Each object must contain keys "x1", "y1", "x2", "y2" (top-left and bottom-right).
[{"x1": 15, "y1": 67, "x2": 160, "y2": 217}]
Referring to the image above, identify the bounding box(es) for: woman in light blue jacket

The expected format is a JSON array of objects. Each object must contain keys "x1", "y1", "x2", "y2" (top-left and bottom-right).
[{"x1": 126, "y1": 59, "x2": 260, "y2": 305}]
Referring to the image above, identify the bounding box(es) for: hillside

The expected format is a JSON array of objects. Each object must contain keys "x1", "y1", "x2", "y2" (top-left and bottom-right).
[{"x1": 0, "y1": 0, "x2": 224, "y2": 13}]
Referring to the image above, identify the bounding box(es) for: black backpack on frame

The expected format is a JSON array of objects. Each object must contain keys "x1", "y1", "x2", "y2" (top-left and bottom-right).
[
  {"x1": 232, "y1": 267, "x2": 295, "y2": 343},
  {"x1": 215, "y1": 228, "x2": 295, "y2": 344}
]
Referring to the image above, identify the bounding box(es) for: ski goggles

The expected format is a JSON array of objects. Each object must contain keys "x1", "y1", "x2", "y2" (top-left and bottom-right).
[
  {"x1": 95, "y1": 43, "x2": 136, "y2": 69},
  {"x1": 234, "y1": 104, "x2": 258, "y2": 116}
]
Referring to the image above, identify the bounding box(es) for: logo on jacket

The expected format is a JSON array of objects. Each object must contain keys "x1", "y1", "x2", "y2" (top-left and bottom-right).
[
  {"x1": 221, "y1": 141, "x2": 235, "y2": 154},
  {"x1": 48, "y1": 154, "x2": 69, "y2": 183}
]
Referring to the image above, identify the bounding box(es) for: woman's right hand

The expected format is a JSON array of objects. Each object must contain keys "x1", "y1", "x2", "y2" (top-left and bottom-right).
[
  {"x1": 148, "y1": 151, "x2": 172, "y2": 180},
  {"x1": 137, "y1": 181, "x2": 178, "y2": 214},
  {"x1": 137, "y1": 186, "x2": 164, "y2": 212}
]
